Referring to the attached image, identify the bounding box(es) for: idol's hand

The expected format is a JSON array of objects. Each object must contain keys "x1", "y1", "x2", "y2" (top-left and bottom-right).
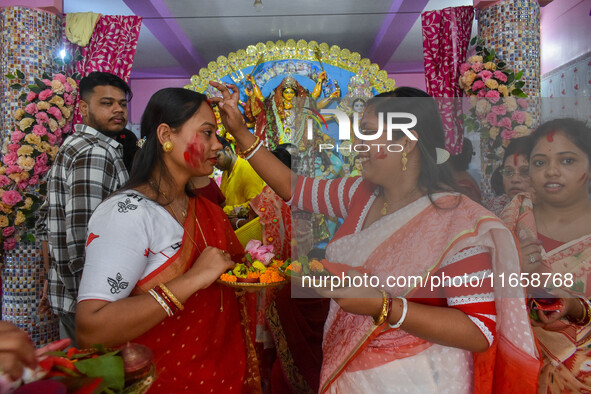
[{"x1": 208, "y1": 82, "x2": 246, "y2": 135}]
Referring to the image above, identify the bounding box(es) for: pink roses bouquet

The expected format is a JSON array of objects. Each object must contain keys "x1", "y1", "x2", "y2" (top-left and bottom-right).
[
  {"x1": 460, "y1": 38, "x2": 531, "y2": 174},
  {"x1": 0, "y1": 70, "x2": 78, "y2": 251}
]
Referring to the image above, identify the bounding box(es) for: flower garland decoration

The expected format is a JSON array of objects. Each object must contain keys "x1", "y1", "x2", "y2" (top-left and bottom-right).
[
  {"x1": 0, "y1": 70, "x2": 78, "y2": 251},
  {"x1": 459, "y1": 38, "x2": 532, "y2": 175}
]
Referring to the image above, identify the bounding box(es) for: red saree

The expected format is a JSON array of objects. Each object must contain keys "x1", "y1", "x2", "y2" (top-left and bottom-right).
[{"x1": 131, "y1": 196, "x2": 260, "y2": 393}]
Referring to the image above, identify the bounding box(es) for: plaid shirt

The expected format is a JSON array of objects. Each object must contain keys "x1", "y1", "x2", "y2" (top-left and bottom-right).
[{"x1": 38, "y1": 124, "x2": 129, "y2": 314}]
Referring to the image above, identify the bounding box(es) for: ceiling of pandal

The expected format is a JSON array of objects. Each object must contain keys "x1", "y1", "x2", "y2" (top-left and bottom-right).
[{"x1": 64, "y1": 0, "x2": 477, "y2": 79}]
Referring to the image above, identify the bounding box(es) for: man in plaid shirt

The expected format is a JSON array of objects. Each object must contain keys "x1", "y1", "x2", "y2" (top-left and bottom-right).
[{"x1": 36, "y1": 72, "x2": 131, "y2": 344}]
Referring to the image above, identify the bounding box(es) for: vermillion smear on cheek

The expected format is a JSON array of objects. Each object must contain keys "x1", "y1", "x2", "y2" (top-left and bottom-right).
[
  {"x1": 184, "y1": 137, "x2": 205, "y2": 169},
  {"x1": 546, "y1": 131, "x2": 555, "y2": 143},
  {"x1": 579, "y1": 173, "x2": 587, "y2": 183}
]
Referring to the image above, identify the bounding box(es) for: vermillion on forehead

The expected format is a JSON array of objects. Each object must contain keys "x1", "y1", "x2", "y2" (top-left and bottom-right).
[
  {"x1": 184, "y1": 135, "x2": 205, "y2": 169},
  {"x1": 546, "y1": 130, "x2": 556, "y2": 143},
  {"x1": 376, "y1": 151, "x2": 387, "y2": 160},
  {"x1": 513, "y1": 153, "x2": 519, "y2": 166}
]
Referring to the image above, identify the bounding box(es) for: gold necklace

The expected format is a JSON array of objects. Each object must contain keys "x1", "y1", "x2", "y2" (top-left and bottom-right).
[{"x1": 149, "y1": 181, "x2": 188, "y2": 218}]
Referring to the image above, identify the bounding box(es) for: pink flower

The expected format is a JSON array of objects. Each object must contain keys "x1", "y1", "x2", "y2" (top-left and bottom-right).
[
  {"x1": 486, "y1": 112, "x2": 498, "y2": 126},
  {"x1": 10, "y1": 130, "x2": 25, "y2": 144},
  {"x1": 5, "y1": 165, "x2": 21, "y2": 175},
  {"x1": 54, "y1": 128, "x2": 62, "y2": 138},
  {"x1": 42, "y1": 79, "x2": 52, "y2": 86},
  {"x1": 244, "y1": 239, "x2": 275, "y2": 266},
  {"x1": 63, "y1": 82, "x2": 73, "y2": 93},
  {"x1": 54, "y1": 74, "x2": 67, "y2": 83},
  {"x1": 35, "y1": 111, "x2": 49, "y2": 124},
  {"x1": 32, "y1": 124, "x2": 48, "y2": 137},
  {"x1": 26, "y1": 91, "x2": 37, "y2": 102},
  {"x1": 0, "y1": 175, "x2": 10, "y2": 187},
  {"x1": 498, "y1": 117, "x2": 512, "y2": 129},
  {"x1": 47, "y1": 106, "x2": 63, "y2": 120},
  {"x1": 493, "y1": 71, "x2": 508, "y2": 82},
  {"x1": 486, "y1": 90, "x2": 501, "y2": 103},
  {"x1": 491, "y1": 104, "x2": 507, "y2": 116},
  {"x1": 3, "y1": 237, "x2": 16, "y2": 251},
  {"x1": 17, "y1": 181, "x2": 29, "y2": 190},
  {"x1": 36, "y1": 153, "x2": 48, "y2": 166},
  {"x1": 24, "y1": 103, "x2": 38, "y2": 115},
  {"x1": 28, "y1": 175, "x2": 39, "y2": 185},
  {"x1": 62, "y1": 123, "x2": 71, "y2": 134},
  {"x1": 2, "y1": 226, "x2": 15, "y2": 237},
  {"x1": 477, "y1": 89, "x2": 486, "y2": 97},
  {"x1": 8, "y1": 144, "x2": 20, "y2": 153},
  {"x1": 38, "y1": 89, "x2": 53, "y2": 101},
  {"x1": 471, "y1": 62, "x2": 484, "y2": 72},
  {"x1": 33, "y1": 163, "x2": 49, "y2": 176},
  {"x1": 477, "y1": 70, "x2": 493, "y2": 81},
  {"x1": 517, "y1": 98, "x2": 528, "y2": 108},
  {"x1": 472, "y1": 80, "x2": 486, "y2": 91},
  {"x1": 47, "y1": 133, "x2": 57, "y2": 145},
  {"x1": 2, "y1": 190, "x2": 22, "y2": 206},
  {"x1": 501, "y1": 129, "x2": 516, "y2": 140},
  {"x1": 460, "y1": 63, "x2": 471, "y2": 75},
  {"x1": 512, "y1": 110, "x2": 526, "y2": 124},
  {"x1": 64, "y1": 94, "x2": 75, "y2": 105},
  {"x1": 2, "y1": 152, "x2": 18, "y2": 166}
]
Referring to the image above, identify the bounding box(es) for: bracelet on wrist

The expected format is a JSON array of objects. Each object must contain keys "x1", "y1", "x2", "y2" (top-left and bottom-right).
[
  {"x1": 389, "y1": 297, "x2": 408, "y2": 329},
  {"x1": 373, "y1": 290, "x2": 390, "y2": 326}
]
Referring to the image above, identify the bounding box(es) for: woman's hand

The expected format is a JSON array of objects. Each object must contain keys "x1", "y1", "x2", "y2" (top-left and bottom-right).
[
  {"x1": 187, "y1": 246, "x2": 235, "y2": 288},
  {"x1": 0, "y1": 322, "x2": 36, "y2": 381},
  {"x1": 519, "y1": 237, "x2": 545, "y2": 275},
  {"x1": 208, "y1": 82, "x2": 247, "y2": 135},
  {"x1": 531, "y1": 297, "x2": 580, "y2": 328}
]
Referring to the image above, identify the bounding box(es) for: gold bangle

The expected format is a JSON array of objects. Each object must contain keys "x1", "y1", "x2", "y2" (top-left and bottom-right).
[
  {"x1": 241, "y1": 136, "x2": 260, "y2": 157},
  {"x1": 373, "y1": 290, "x2": 389, "y2": 326},
  {"x1": 158, "y1": 283, "x2": 184, "y2": 311}
]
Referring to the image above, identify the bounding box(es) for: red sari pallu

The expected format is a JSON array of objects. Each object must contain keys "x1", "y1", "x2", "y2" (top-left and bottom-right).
[{"x1": 132, "y1": 196, "x2": 261, "y2": 393}]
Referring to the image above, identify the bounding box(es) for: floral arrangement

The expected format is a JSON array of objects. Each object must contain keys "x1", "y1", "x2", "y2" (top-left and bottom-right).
[
  {"x1": 459, "y1": 37, "x2": 532, "y2": 174},
  {"x1": 219, "y1": 240, "x2": 286, "y2": 284},
  {"x1": 285, "y1": 255, "x2": 333, "y2": 277},
  {"x1": 0, "y1": 70, "x2": 78, "y2": 251}
]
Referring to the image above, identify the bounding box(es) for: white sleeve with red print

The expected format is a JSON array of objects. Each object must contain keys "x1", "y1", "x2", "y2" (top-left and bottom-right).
[
  {"x1": 78, "y1": 193, "x2": 183, "y2": 303},
  {"x1": 437, "y1": 245, "x2": 497, "y2": 346},
  {"x1": 290, "y1": 175, "x2": 364, "y2": 219}
]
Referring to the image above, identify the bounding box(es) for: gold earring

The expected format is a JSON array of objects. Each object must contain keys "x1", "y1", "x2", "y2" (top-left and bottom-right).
[
  {"x1": 401, "y1": 152, "x2": 408, "y2": 171},
  {"x1": 163, "y1": 141, "x2": 174, "y2": 153}
]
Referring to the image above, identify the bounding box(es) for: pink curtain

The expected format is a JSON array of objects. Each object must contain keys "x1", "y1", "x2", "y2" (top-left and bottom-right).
[
  {"x1": 422, "y1": 6, "x2": 474, "y2": 155},
  {"x1": 72, "y1": 15, "x2": 142, "y2": 125}
]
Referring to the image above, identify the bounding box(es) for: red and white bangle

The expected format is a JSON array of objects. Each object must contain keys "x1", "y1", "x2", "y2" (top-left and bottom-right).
[{"x1": 389, "y1": 297, "x2": 408, "y2": 329}]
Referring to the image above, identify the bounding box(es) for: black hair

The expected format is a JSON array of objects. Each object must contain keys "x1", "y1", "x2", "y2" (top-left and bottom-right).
[
  {"x1": 490, "y1": 166, "x2": 505, "y2": 196},
  {"x1": 217, "y1": 136, "x2": 234, "y2": 152},
  {"x1": 124, "y1": 87, "x2": 208, "y2": 195},
  {"x1": 114, "y1": 128, "x2": 139, "y2": 173},
  {"x1": 502, "y1": 137, "x2": 530, "y2": 165},
  {"x1": 272, "y1": 147, "x2": 292, "y2": 169},
  {"x1": 525, "y1": 118, "x2": 591, "y2": 163},
  {"x1": 367, "y1": 87, "x2": 458, "y2": 207},
  {"x1": 449, "y1": 138, "x2": 474, "y2": 171},
  {"x1": 79, "y1": 71, "x2": 132, "y2": 102}
]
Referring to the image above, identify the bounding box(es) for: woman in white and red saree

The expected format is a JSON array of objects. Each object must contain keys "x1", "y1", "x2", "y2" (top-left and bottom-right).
[
  {"x1": 212, "y1": 83, "x2": 541, "y2": 393},
  {"x1": 501, "y1": 119, "x2": 591, "y2": 393},
  {"x1": 76, "y1": 88, "x2": 260, "y2": 393}
]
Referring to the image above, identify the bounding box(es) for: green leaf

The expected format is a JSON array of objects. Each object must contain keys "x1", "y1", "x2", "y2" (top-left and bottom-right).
[
  {"x1": 515, "y1": 70, "x2": 523, "y2": 80},
  {"x1": 470, "y1": 36, "x2": 477, "y2": 46},
  {"x1": 34, "y1": 77, "x2": 47, "y2": 88},
  {"x1": 511, "y1": 88, "x2": 526, "y2": 97},
  {"x1": 24, "y1": 233, "x2": 35, "y2": 243},
  {"x1": 476, "y1": 45, "x2": 482, "y2": 53},
  {"x1": 483, "y1": 47, "x2": 490, "y2": 57},
  {"x1": 18, "y1": 93, "x2": 27, "y2": 101},
  {"x1": 30, "y1": 86, "x2": 42, "y2": 94},
  {"x1": 5, "y1": 73, "x2": 16, "y2": 79},
  {"x1": 42, "y1": 72, "x2": 51, "y2": 80},
  {"x1": 74, "y1": 354, "x2": 125, "y2": 391},
  {"x1": 489, "y1": 48, "x2": 495, "y2": 58},
  {"x1": 497, "y1": 61, "x2": 506, "y2": 68},
  {"x1": 514, "y1": 81, "x2": 525, "y2": 89},
  {"x1": 16, "y1": 69, "x2": 25, "y2": 79},
  {"x1": 10, "y1": 83, "x2": 22, "y2": 89}
]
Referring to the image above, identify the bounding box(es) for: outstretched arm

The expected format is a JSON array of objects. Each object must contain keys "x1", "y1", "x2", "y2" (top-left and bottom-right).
[{"x1": 210, "y1": 82, "x2": 297, "y2": 200}]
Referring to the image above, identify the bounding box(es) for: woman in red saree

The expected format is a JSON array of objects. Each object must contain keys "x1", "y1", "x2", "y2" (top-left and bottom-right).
[
  {"x1": 76, "y1": 88, "x2": 260, "y2": 392},
  {"x1": 501, "y1": 119, "x2": 591, "y2": 393},
  {"x1": 212, "y1": 83, "x2": 541, "y2": 393}
]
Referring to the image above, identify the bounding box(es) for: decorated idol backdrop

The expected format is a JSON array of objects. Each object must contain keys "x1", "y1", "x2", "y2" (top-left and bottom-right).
[{"x1": 187, "y1": 39, "x2": 395, "y2": 251}]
